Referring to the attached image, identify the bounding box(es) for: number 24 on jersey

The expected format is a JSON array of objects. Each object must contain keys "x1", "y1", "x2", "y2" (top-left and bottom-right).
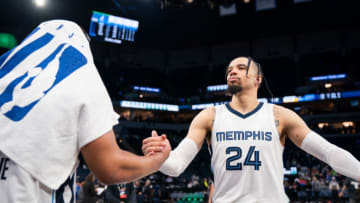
[{"x1": 226, "y1": 146, "x2": 262, "y2": 170}]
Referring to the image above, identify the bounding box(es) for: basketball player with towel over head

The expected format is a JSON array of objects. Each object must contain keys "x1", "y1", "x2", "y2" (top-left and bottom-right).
[{"x1": 0, "y1": 20, "x2": 170, "y2": 203}]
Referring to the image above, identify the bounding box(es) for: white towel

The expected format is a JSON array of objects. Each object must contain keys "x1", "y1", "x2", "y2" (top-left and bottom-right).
[{"x1": 0, "y1": 20, "x2": 119, "y2": 189}]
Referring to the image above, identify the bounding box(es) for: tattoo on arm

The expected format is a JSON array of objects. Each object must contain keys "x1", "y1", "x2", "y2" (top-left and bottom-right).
[
  {"x1": 275, "y1": 120, "x2": 279, "y2": 127},
  {"x1": 273, "y1": 105, "x2": 280, "y2": 128}
]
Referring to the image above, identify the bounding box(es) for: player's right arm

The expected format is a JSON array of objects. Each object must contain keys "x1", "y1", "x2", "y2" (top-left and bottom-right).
[
  {"x1": 142, "y1": 107, "x2": 215, "y2": 177},
  {"x1": 81, "y1": 129, "x2": 171, "y2": 185},
  {"x1": 184, "y1": 106, "x2": 215, "y2": 149}
]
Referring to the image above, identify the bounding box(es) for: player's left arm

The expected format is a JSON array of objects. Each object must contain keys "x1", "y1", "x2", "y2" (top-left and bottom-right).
[{"x1": 276, "y1": 105, "x2": 360, "y2": 181}]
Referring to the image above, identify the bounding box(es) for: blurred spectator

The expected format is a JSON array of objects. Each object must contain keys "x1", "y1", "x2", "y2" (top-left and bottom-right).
[
  {"x1": 339, "y1": 178, "x2": 358, "y2": 203},
  {"x1": 128, "y1": 182, "x2": 138, "y2": 203},
  {"x1": 329, "y1": 176, "x2": 340, "y2": 202},
  {"x1": 76, "y1": 180, "x2": 85, "y2": 202},
  {"x1": 134, "y1": 180, "x2": 144, "y2": 203},
  {"x1": 152, "y1": 182, "x2": 161, "y2": 203},
  {"x1": 311, "y1": 176, "x2": 321, "y2": 200},
  {"x1": 143, "y1": 179, "x2": 153, "y2": 203},
  {"x1": 104, "y1": 184, "x2": 122, "y2": 203},
  {"x1": 79, "y1": 173, "x2": 102, "y2": 203},
  {"x1": 353, "y1": 188, "x2": 360, "y2": 203}
]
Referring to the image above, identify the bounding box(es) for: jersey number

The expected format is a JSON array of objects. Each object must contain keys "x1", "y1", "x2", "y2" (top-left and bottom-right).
[{"x1": 226, "y1": 146, "x2": 262, "y2": 170}]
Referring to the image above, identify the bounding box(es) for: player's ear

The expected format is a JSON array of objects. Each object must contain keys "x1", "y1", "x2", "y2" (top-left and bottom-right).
[{"x1": 256, "y1": 75, "x2": 262, "y2": 86}]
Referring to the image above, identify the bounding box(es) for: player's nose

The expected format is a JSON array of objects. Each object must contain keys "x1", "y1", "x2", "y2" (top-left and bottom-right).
[{"x1": 228, "y1": 69, "x2": 237, "y2": 76}]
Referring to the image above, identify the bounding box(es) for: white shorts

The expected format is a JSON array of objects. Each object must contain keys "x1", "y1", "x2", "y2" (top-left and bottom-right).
[{"x1": 0, "y1": 151, "x2": 75, "y2": 203}]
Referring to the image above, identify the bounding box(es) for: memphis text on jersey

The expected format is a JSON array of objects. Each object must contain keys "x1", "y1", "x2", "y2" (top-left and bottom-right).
[{"x1": 215, "y1": 130, "x2": 272, "y2": 142}]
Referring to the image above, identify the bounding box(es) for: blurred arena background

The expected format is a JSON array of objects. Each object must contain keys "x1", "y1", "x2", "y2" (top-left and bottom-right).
[{"x1": 1, "y1": 0, "x2": 360, "y2": 202}]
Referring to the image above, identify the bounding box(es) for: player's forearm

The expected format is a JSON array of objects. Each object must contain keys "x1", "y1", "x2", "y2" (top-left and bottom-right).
[
  {"x1": 160, "y1": 138, "x2": 198, "y2": 177},
  {"x1": 81, "y1": 131, "x2": 167, "y2": 185},
  {"x1": 301, "y1": 131, "x2": 360, "y2": 181},
  {"x1": 106, "y1": 150, "x2": 162, "y2": 184},
  {"x1": 327, "y1": 147, "x2": 360, "y2": 181}
]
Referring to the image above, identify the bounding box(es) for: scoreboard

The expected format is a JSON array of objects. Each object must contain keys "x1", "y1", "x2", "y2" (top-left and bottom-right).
[{"x1": 89, "y1": 11, "x2": 139, "y2": 44}]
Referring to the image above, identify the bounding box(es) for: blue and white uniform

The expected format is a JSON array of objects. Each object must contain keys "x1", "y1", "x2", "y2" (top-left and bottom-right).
[
  {"x1": 0, "y1": 20, "x2": 119, "y2": 202},
  {"x1": 211, "y1": 102, "x2": 289, "y2": 203}
]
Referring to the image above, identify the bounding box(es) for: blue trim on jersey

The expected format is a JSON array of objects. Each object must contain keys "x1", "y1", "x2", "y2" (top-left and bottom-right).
[
  {"x1": 56, "y1": 174, "x2": 75, "y2": 203},
  {"x1": 225, "y1": 102, "x2": 263, "y2": 119},
  {"x1": 52, "y1": 190, "x2": 55, "y2": 203},
  {"x1": 208, "y1": 143, "x2": 214, "y2": 181}
]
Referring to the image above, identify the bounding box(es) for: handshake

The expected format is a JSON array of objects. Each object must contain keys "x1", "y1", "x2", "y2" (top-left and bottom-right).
[
  {"x1": 141, "y1": 130, "x2": 199, "y2": 178},
  {"x1": 142, "y1": 130, "x2": 172, "y2": 158}
]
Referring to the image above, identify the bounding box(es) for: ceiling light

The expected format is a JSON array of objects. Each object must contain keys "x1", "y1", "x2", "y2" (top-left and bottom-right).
[{"x1": 34, "y1": 0, "x2": 46, "y2": 7}]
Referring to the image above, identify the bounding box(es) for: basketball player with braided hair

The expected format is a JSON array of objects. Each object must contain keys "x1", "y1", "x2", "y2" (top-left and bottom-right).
[{"x1": 142, "y1": 56, "x2": 360, "y2": 202}]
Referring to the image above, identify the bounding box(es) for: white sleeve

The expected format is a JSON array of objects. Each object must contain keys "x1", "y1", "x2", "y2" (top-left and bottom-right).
[
  {"x1": 300, "y1": 131, "x2": 360, "y2": 181},
  {"x1": 160, "y1": 138, "x2": 199, "y2": 177}
]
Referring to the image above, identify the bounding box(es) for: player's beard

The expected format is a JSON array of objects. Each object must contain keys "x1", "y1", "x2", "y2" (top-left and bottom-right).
[{"x1": 227, "y1": 84, "x2": 242, "y2": 95}]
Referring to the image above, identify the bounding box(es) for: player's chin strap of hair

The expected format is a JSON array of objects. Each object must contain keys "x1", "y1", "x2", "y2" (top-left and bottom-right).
[
  {"x1": 159, "y1": 138, "x2": 198, "y2": 177},
  {"x1": 301, "y1": 131, "x2": 360, "y2": 181}
]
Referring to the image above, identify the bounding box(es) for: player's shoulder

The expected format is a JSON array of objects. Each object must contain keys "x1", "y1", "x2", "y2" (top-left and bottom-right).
[
  {"x1": 197, "y1": 106, "x2": 216, "y2": 119},
  {"x1": 273, "y1": 104, "x2": 294, "y2": 114},
  {"x1": 191, "y1": 107, "x2": 215, "y2": 127},
  {"x1": 204, "y1": 106, "x2": 216, "y2": 113},
  {"x1": 273, "y1": 104, "x2": 301, "y2": 122}
]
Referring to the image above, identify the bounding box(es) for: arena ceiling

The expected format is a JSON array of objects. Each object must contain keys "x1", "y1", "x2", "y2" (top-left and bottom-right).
[{"x1": 0, "y1": 0, "x2": 359, "y2": 49}]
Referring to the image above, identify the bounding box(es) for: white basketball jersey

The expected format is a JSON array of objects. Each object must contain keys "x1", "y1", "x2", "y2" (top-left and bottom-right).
[
  {"x1": 0, "y1": 151, "x2": 76, "y2": 203},
  {"x1": 211, "y1": 103, "x2": 289, "y2": 203},
  {"x1": 0, "y1": 20, "x2": 118, "y2": 202}
]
